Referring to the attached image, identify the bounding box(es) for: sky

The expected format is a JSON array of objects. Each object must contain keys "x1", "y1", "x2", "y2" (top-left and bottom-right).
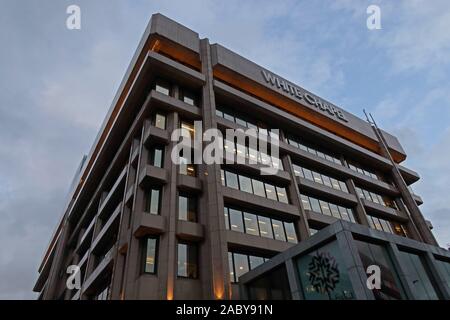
[{"x1": 0, "y1": 0, "x2": 449, "y2": 299}]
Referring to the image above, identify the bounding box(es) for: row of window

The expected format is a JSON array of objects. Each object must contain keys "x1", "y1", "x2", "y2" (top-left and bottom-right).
[
  {"x1": 355, "y1": 186, "x2": 398, "y2": 210},
  {"x1": 220, "y1": 169, "x2": 289, "y2": 204},
  {"x1": 216, "y1": 108, "x2": 279, "y2": 139},
  {"x1": 348, "y1": 161, "x2": 380, "y2": 181},
  {"x1": 228, "y1": 252, "x2": 269, "y2": 283},
  {"x1": 286, "y1": 136, "x2": 342, "y2": 165},
  {"x1": 155, "y1": 79, "x2": 199, "y2": 106},
  {"x1": 223, "y1": 139, "x2": 283, "y2": 170},
  {"x1": 144, "y1": 238, "x2": 199, "y2": 278},
  {"x1": 367, "y1": 215, "x2": 408, "y2": 237},
  {"x1": 292, "y1": 164, "x2": 348, "y2": 193},
  {"x1": 223, "y1": 206, "x2": 298, "y2": 243},
  {"x1": 300, "y1": 194, "x2": 356, "y2": 223}
]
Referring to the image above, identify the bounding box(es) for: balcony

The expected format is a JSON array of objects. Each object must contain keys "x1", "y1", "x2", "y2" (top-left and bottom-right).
[
  {"x1": 226, "y1": 230, "x2": 294, "y2": 254},
  {"x1": 138, "y1": 165, "x2": 168, "y2": 188},
  {"x1": 143, "y1": 123, "x2": 169, "y2": 147},
  {"x1": 75, "y1": 217, "x2": 96, "y2": 255},
  {"x1": 305, "y1": 209, "x2": 339, "y2": 229},
  {"x1": 297, "y1": 176, "x2": 358, "y2": 207},
  {"x1": 361, "y1": 199, "x2": 407, "y2": 222},
  {"x1": 177, "y1": 174, "x2": 202, "y2": 193},
  {"x1": 97, "y1": 167, "x2": 127, "y2": 220},
  {"x1": 82, "y1": 246, "x2": 115, "y2": 296},
  {"x1": 91, "y1": 203, "x2": 121, "y2": 255},
  {"x1": 176, "y1": 220, "x2": 204, "y2": 241},
  {"x1": 133, "y1": 212, "x2": 166, "y2": 237}
]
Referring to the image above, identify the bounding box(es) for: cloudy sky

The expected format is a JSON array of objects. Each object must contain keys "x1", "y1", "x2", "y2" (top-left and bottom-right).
[{"x1": 1, "y1": 0, "x2": 449, "y2": 299}]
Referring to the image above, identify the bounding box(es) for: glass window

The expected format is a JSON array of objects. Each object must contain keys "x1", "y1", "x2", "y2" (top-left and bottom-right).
[
  {"x1": 182, "y1": 91, "x2": 196, "y2": 106},
  {"x1": 243, "y1": 212, "x2": 259, "y2": 236},
  {"x1": 370, "y1": 192, "x2": 380, "y2": 204},
  {"x1": 322, "y1": 175, "x2": 332, "y2": 188},
  {"x1": 355, "y1": 240, "x2": 405, "y2": 300},
  {"x1": 178, "y1": 195, "x2": 196, "y2": 222},
  {"x1": 338, "y1": 181, "x2": 348, "y2": 193},
  {"x1": 258, "y1": 216, "x2": 273, "y2": 239},
  {"x1": 149, "y1": 146, "x2": 163, "y2": 168},
  {"x1": 301, "y1": 195, "x2": 311, "y2": 210},
  {"x1": 181, "y1": 121, "x2": 195, "y2": 139},
  {"x1": 225, "y1": 171, "x2": 239, "y2": 189},
  {"x1": 264, "y1": 183, "x2": 277, "y2": 201},
  {"x1": 310, "y1": 197, "x2": 322, "y2": 213},
  {"x1": 220, "y1": 169, "x2": 225, "y2": 185},
  {"x1": 288, "y1": 139, "x2": 298, "y2": 148},
  {"x1": 146, "y1": 188, "x2": 160, "y2": 215},
  {"x1": 296, "y1": 241, "x2": 355, "y2": 300},
  {"x1": 249, "y1": 256, "x2": 265, "y2": 270},
  {"x1": 224, "y1": 207, "x2": 230, "y2": 230},
  {"x1": 239, "y1": 175, "x2": 253, "y2": 194},
  {"x1": 154, "y1": 113, "x2": 166, "y2": 130},
  {"x1": 143, "y1": 238, "x2": 157, "y2": 274},
  {"x1": 155, "y1": 79, "x2": 170, "y2": 95},
  {"x1": 272, "y1": 219, "x2": 287, "y2": 241},
  {"x1": 229, "y1": 208, "x2": 244, "y2": 233},
  {"x1": 177, "y1": 243, "x2": 198, "y2": 278},
  {"x1": 276, "y1": 187, "x2": 289, "y2": 203},
  {"x1": 330, "y1": 178, "x2": 340, "y2": 190},
  {"x1": 233, "y1": 253, "x2": 249, "y2": 281},
  {"x1": 397, "y1": 250, "x2": 439, "y2": 300},
  {"x1": 252, "y1": 179, "x2": 266, "y2": 198},
  {"x1": 284, "y1": 222, "x2": 298, "y2": 243},
  {"x1": 319, "y1": 200, "x2": 331, "y2": 216},
  {"x1": 329, "y1": 203, "x2": 341, "y2": 219},
  {"x1": 223, "y1": 112, "x2": 235, "y2": 122},
  {"x1": 216, "y1": 109, "x2": 223, "y2": 118},
  {"x1": 228, "y1": 252, "x2": 235, "y2": 282},
  {"x1": 312, "y1": 171, "x2": 323, "y2": 184},
  {"x1": 293, "y1": 164, "x2": 303, "y2": 177},
  {"x1": 303, "y1": 168, "x2": 314, "y2": 181},
  {"x1": 235, "y1": 117, "x2": 247, "y2": 127},
  {"x1": 316, "y1": 151, "x2": 326, "y2": 159}
]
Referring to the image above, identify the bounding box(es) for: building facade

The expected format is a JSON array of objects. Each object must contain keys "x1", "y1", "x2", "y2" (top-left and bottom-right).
[{"x1": 33, "y1": 13, "x2": 441, "y2": 300}]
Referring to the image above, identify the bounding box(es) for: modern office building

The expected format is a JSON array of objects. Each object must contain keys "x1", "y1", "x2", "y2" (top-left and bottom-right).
[{"x1": 34, "y1": 13, "x2": 443, "y2": 300}]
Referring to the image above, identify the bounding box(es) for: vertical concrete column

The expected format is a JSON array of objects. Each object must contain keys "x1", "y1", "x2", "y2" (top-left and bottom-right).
[
  {"x1": 346, "y1": 179, "x2": 370, "y2": 227},
  {"x1": 158, "y1": 111, "x2": 179, "y2": 300},
  {"x1": 199, "y1": 39, "x2": 230, "y2": 300},
  {"x1": 282, "y1": 155, "x2": 310, "y2": 240},
  {"x1": 285, "y1": 258, "x2": 302, "y2": 300}
]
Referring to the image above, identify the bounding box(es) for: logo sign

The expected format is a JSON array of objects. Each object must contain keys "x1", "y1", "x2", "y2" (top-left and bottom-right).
[
  {"x1": 261, "y1": 70, "x2": 348, "y2": 123},
  {"x1": 308, "y1": 251, "x2": 340, "y2": 294}
]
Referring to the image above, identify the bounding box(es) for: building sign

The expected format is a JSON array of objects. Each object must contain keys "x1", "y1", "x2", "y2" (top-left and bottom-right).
[{"x1": 261, "y1": 70, "x2": 348, "y2": 122}]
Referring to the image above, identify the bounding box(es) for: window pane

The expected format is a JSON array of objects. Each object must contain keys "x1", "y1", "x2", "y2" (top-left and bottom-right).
[
  {"x1": 154, "y1": 113, "x2": 166, "y2": 130},
  {"x1": 235, "y1": 117, "x2": 247, "y2": 127},
  {"x1": 155, "y1": 80, "x2": 170, "y2": 95},
  {"x1": 252, "y1": 179, "x2": 266, "y2": 197},
  {"x1": 225, "y1": 171, "x2": 239, "y2": 189},
  {"x1": 301, "y1": 195, "x2": 311, "y2": 210},
  {"x1": 338, "y1": 206, "x2": 350, "y2": 221},
  {"x1": 239, "y1": 175, "x2": 253, "y2": 194},
  {"x1": 330, "y1": 178, "x2": 340, "y2": 190},
  {"x1": 303, "y1": 168, "x2": 314, "y2": 181},
  {"x1": 224, "y1": 207, "x2": 230, "y2": 230},
  {"x1": 150, "y1": 147, "x2": 163, "y2": 168},
  {"x1": 329, "y1": 203, "x2": 341, "y2": 219},
  {"x1": 182, "y1": 91, "x2": 196, "y2": 106},
  {"x1": 146, "y1": 189, "x2": 160, "y2": 215},
  {"x1": 272, "y1": 219, "x2": 287, "y2": 241},
  {"x1": 284, "y1": 222, "x2": 298, "y2": 243},
  {"x1": 224, "y1": 113, "x2": 235, "y2": 122},
  {"x1": 243, "y1": 212, "x2": 259, "y2": 236},
  {"x1": 258, "y1": 216, "x2": 273, "y2": 239},
  {"x1": 221, "y1": 169, "x2": 225, "y2": 185},
  {"x1": 310, "y1": 198, "x2": 322, "y2": 213},
  {"x1": 228, "y1": 252, "x2": 235, "y2": 282},
  {"x1": 144, "y1": 238, "x2": 157, "y2": 273},
  {"x1": 316, "y1": 151, "x2": 326, "y2": 159},
  {"x1": 249, "y1": 256, "x2": 265, "y2": 270},
  {"x1": 177, "y1": 243, "x2": 198, "y2": 278},
  {"x1": 264, "y1": 183, "x2": 277, "y2": 201},
  {"x1": 178, "y1": 196, "x2": 188, "y2": 221},
  {"x1": 276, "y1": 187, "x2": 289, "y2": 203},
  {"x1": 338, "y1": 181, "x2": 348, "y2": 193},
  {"x1": 233, "y1": 253, "x2": 250, "y2": 281},
  {"x1": 293, "y1": 164, "x2": 303, "y2": 177},
  {"x1": 322, "y1": 175, "x2": 332, "y2": 188},
  {"x1": 229, "y1": 209, "x2": 244, "y2": 233},
  {"x1": 319, "y1": 200, "x2": 331, "y2": 216},
  {"x1": 216, "y1": 109, "x2": 223, "y2": 118},
  {"x1": 312, "y1": 171, "x2": 323, "y2": 184}
]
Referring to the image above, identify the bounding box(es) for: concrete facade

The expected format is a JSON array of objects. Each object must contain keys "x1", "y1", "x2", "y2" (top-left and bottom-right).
[{"x1": 33, "y1": 13, "x2": 440, "y2": 300}]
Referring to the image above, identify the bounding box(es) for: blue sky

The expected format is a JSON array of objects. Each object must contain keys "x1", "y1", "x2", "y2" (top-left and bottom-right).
[{"x1": 0, "y1": 0, "x2": 449, "y2": 299}]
